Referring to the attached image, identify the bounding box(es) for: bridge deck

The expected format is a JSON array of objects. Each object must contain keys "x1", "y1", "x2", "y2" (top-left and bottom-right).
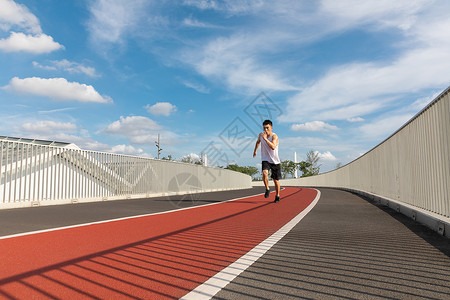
[
  {"x1": 214, "y1": 188, "x2": 450, "y2": 299},
  {"x1": 0, "y1": 187, "x2": 449, "y2": 299}
]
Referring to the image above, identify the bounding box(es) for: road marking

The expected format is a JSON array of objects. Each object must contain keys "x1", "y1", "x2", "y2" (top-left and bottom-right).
[{"x1": 180, "y1": 189, "x2": 321, "y2": 300}]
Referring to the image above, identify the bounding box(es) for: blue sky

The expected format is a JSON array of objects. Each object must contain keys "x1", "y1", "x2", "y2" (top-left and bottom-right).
[{"x1": 1, "y1": 0, "x2": 449, "y2": 174}]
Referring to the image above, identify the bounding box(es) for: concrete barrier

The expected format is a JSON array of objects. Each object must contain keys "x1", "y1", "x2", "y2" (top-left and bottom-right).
[
  {"x1": 265, "y1": 87, "x2": 450, "y2": 237},
  {"x1": 0, "y1": 140, "x2": 252, "y2": 209}
]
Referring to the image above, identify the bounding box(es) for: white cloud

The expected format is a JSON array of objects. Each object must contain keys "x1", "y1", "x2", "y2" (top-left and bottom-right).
[
  {"x1": 61, "y1": 136, "x2": 152, "y2": 157},
  {"x1": 319, "y1": 0, "x2": 430, "y2": 31},
  {"x1": 0, "y1": 1, "x2": 63, "y2": 54},
  {"x1": 180, "y1": 1, "x2": 424, "y2": 94},
  {"x1": 179, "y1": 152, "x2": 201, "y2": 163},
  {"x1": 182, "y1": 17, "x2": 219, "y2": 29},
  {"x1": 103, "y1": 115, "x2": 162, "y2": 144},
  {"x1": 145, "y1": 102, "x2": 177, "y2": 117},
  {"x1": 38, "y1": 107, "x2": 76, "y2": 114},
  {"x1": 111, "y1": 144, "x2": 145, "y2": 156},
  {"x1": 65, "y1": 136, "x2": 151, "y2": 157},
  {"x1": 347, "y1": 117, "x2": 364, "y2": 122},
  {"x1": 33, "y1": 60, "x2": 98, "y2": 77},
  {"x1": 0, "y1": 0, "x2": 42, "y2": 33},
  {"x1": 282, "y1": 42, "x2": 450, "y2": 122},
  {"x1": 103, "y1": 116, "x2": 181, "y2": 146},
  {"x1": 86, "y1": 0, "x2": 157, "y2": 51},
  {"x1": 4, "y1": 77, "x2": 112, "y2": 103},
  {"x1": 315, "y1": 150, "x2": 337, "y2": 161},
  {"x1": 88, "y1": 0, "x2": 135, "y2": 44},
  {"x1": 20, "y1": 121, "x2": 77, "y2": 135},
  {"x1": 280, "y1": 1, "x2": 450, "y2": 123},
  {"x1": 17, "y1": 133, "x2": 86, "y2": 148},
  {"x1": 291, "y1": 121, "x2": 338, "y2": 132},
  {"x1": 14, "y1": 122, "x2": 110, "y2": 151},
  {"x1": 410, "y1": 91, "x2": 441, "y2": 111},
  {"x1": 76, "y1": 138, "x2": 113, "y2": 151},
  {"x1": 0, "y1": 32, "x2": 63, "y2": 53},
  {"x1": 104, "y1": 115, "x2": 161, "y2": 134},
  {"x1": 181, "y1": 33, "x2": 299, "y2": 93},
  {"x1": 32, "y1": 61, "x2": 57, "y2": 71},
  {"x1": 359, "y1": 113, "x2": 413, "y2": 140},
  {"x1": 179, "y1": 2, "x2": 316, "y2": 93},
  {"x1": 183, "y1": 0, "x2": 265, "y2": 15},
  {"x1": 178, "y1": 1, "x2": 450, "y2": 119},
  {"x1": 181, "y1": 80, "x2": 210, "y2": 93},
  {"x1": 283, "y1": 136, "x2": 361, "y2": 153},
  {"x1": 10, "y1": 118, "x2": 152, "y2": 157}
]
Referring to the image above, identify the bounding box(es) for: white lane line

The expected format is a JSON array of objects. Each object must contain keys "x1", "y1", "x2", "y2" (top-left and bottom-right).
[
  {"x1": 0, "y1": 191, "x2": 269, "y2": 241},
  {"x1": 180, "y1": 189, "x2": 321, "y2": 300}
]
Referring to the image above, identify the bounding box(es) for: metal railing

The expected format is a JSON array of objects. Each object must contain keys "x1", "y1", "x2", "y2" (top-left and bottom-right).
[
  {"x1": 283, "y1": 86, "x2": 450, "y2": 219},
  {"x1": 0, "y1": 141, "x2": 251, "y2": 206}
]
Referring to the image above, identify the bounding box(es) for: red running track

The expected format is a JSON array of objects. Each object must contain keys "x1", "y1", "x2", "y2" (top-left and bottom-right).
[{"x1": 0, "y1": 187, "x2": 317, "y2": 299}]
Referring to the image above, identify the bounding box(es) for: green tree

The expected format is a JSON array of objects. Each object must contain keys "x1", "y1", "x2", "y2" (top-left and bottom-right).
[
  {"x1": 244, "y1": 166, "x2": 259, "y2": 178},
  {"x1": 304, "y1": 150, "x2": 320, "y2": 176},
  {"x1": 297, "y1": 161, "x2": 312, "y2": 177},
  {"x1": 281, "y1": 160, "x2": 296, "y2": 179},
  {"x1": 281, "y1": 160, "x2": 313, "y2": 178},
  {"x1": 225, "y1": 164, "x2": 240, "y2": 172},
  {"x1": 162, "y1": 154, "x2": 173, "y2": 161},
  {"x1": 180, "y1": 154, "x2": 201, "y2": 164},
  {"x1": 180, "y1": 156, "x2": 193, "y2": 164},
  {"x1": 226, "y1": 164, "x2": 259, "y2": 178}
]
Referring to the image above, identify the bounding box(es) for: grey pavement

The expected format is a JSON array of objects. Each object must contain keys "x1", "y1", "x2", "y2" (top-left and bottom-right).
[
  {"x1": 214, "y1": 188, "x2": 450, "y2": 299},
  {"x1": 1, "y1": 187, "x2": 449, "y2": 299}
]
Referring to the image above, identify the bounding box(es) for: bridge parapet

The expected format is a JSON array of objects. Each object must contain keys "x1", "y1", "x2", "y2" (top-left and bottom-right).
[
  {"x1": 283, "y1": 86, "x2": 450, "y2": 237},
  {"x1": 0, "y1": 139, "x2": 251, "y2": 209}
]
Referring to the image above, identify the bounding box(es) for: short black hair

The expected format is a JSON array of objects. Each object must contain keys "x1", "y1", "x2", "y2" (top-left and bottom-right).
[{"x1": 263, "y1": 119, "x2": 272, "y2": 126}]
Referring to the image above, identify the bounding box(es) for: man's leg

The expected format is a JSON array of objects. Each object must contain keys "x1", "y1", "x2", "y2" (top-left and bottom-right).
[
  {"x1": 262, "y1": 169, "x2": 270, "y2": 198},
  {"x1": 263, "y1": 170, "x2": 269, "y2": 189},
  {"x1": 274, "y1": 179, "x2": 280, "y2": 196},
  {"x1": 273, "y1": 163, "x2": 281, "y2": 203},
  {"x1": 273, "y1": 179, "x2": 280, "y2": 202}
]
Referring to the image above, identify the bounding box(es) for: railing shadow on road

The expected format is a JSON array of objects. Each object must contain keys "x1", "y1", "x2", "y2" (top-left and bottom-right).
[
  {"x1": 212, "y1": 189, "x2": 450, "y2": 300},
  {"x1": 0, "y1": 195, "x2": 280, "y2": 299},
  {"x1": 1, "y1": 186, "x2": 448, "y2": 299},
  {"x1": 213, "y1": 233, "x2": 450, "y2": 300},
  {"x1": 153, "y1": 187, "x2": 302, "y2": 208},
  {"x1": 352, "y1": 190, "x2": 450, "y2": 258}
]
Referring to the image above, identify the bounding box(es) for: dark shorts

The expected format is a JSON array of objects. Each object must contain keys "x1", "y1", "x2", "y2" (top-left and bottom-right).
[{"x1": 262, "y1": 161, "x2": 282, "y2": 181}]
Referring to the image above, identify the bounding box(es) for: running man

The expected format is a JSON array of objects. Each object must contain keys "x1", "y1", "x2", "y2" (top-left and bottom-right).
[{"x1": 253, "y1": 119, "x2": 281, "y2": 203}]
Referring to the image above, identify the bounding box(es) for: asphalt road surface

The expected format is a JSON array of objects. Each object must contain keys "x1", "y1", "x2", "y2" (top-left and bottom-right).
[
  {"x1": 213, "y1": 188, "x2": 450, "y2": 299},
  {"x1": 0, "y1": 187, "x2": 448, "y2": 299}
]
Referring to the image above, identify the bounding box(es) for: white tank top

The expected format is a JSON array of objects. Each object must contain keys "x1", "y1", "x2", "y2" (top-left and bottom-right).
[{"x1": 260, "y1": 133, "x2": 280, "y2": 164}]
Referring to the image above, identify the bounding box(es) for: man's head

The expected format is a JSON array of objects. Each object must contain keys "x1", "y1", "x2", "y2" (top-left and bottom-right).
[{"x1": 263, "y1": 119, "x2": 273, "y2": 134}]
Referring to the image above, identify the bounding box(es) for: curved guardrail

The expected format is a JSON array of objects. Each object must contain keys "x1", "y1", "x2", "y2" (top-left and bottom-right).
[
  {"x1": 0, "y1": 141, "x2": 252, "y2": 208},
  {"x1": 283, "y1": 86, "x2": 449, "y2": 228}
]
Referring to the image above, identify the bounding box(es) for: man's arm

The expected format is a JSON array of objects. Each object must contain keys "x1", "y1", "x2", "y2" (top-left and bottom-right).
[
  {"x1": 263, "y1": 134, "x2": 278, "y2": 150},
  {"x1": 253, "y1": 136, "x2": 261, "y2": 157}
]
